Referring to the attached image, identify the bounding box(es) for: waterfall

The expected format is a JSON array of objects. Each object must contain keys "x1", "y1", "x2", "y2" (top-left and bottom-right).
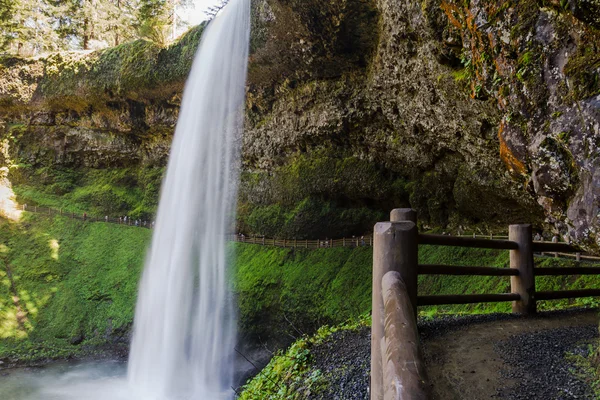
[{"x1": 127, "y1": 0, "x2": 251, "y2": 398}]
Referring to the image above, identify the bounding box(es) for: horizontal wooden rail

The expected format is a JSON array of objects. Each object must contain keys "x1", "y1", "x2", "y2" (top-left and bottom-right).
[
  {"x1": 381, "y1": 271, "x2": 429, "y2": 399},
  {"x1": 534, "y1": 267, "x2": 600, "y2": 276},
  {"x1": 553, "y1": 252, "x2": 600, "y2": 261},
  {"x1": 419, "y1": 264, "x2": 519, "y2": 276},
  {"x1": 544, "y1": 252, "x2": 600, "y2": 261},
  {"x1": 532, "y1": 241, "x2": 578, "y2": 253},
  {"x1": 418, "y1": 234, "x2": 519, "y2": 250},
  {"x1": 417, "y1": 293, "x2": 521, "y2": 306},
  {"x1": 536, "y1": 289, "x2": 600, "y2": 301}
]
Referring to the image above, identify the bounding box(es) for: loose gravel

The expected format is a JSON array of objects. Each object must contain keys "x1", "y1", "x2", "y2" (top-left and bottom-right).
[
  {"x1": 306, "y1": 327, "x2": 371, "y2": 400},
  {"x1": 300, "y1": 309, "x2": 598, "y2": 400},
  {"x1": 495, "y1": 325, "x2": 597, "y2": 400}
]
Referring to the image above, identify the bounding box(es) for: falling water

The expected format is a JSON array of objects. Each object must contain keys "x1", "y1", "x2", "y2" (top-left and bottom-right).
[{"x1": 128, "y1": 0, "x2": 250, "y2": 398}]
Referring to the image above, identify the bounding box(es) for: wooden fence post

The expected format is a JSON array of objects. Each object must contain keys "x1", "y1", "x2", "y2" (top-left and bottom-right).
[
  {"x1": 390, "y1": 208, "x2": 417, "y2": 224},
  {"x1": 509, "y1": 224, "x2": 536, "y2": 315},
  {"x1": 371, "y1": 217, "x2": 418, "y2": 400},
  {"x1": 389, "y1": 209, "x2": 419, "y2": 316}
]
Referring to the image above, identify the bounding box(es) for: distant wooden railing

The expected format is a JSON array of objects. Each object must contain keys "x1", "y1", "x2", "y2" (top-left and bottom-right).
[
  {"x1": 20, "y1": 205, "x2": 378, "y2": 247},
  {"x1": 20, "y1": 205, "x2": 600, "y2": 260},
  {"x1": 20, "y1": 205, "x2": 154, "y2": 228},
  {"x1": 229, "y1": 235, "x2": 373, "y2": 248},
  {"x1": 371, "y1": 208, "x2": 600, "y2": 400}
]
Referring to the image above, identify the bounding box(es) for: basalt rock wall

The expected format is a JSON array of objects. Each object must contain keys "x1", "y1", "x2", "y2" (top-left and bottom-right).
[{"x1": 1, "y1": 1, "x2": 600, "y2": 247}]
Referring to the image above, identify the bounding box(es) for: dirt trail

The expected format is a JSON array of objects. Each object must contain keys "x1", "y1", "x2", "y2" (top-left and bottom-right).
[{"x1": 421, "y1": 310, "x2": 598, "y2": 400}]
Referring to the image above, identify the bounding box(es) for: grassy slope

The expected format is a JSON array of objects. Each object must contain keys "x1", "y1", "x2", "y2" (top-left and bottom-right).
[
  {"x1": 0, "y1": 214, "x2": 598, "y2": 362},
  {"x1": 12, "y1": 166, "x2": 164, "y2": 220},
  {"x1": 0, "y1": 213, "x2": 150, "y2": 361}
]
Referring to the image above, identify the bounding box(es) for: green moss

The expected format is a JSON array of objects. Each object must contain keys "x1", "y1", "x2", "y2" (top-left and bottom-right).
[
  {"x1": 238, "y1": 149, "x2": 408, "y2": 238},
  {"x1": 240, "y1": 197, "x2": 385, "y2": 239},
  {"x1": 564, "y1": 45, "x2": 600, "y2": 100},
  {"x1": 232, "y1": 244, "x2": 374, "y2": 342},
  {"x1": 12, "y1": 166, "x2": 164, "y2": 220},
  {"x1": 0, "y1": 213, "x2": 150, "y2": 360},
  {"x1": 1, "y1": 213, "x2": 598, "y2": 363},
  {"x1": 3, "y1": 23, "x2": 207, "y2": 111},
  {"x1": 535, "y1": 136, "x2": 579, "y2": 204},
  {"x1": 239, "y1": 317, "x2": 369, "y2": 399}
]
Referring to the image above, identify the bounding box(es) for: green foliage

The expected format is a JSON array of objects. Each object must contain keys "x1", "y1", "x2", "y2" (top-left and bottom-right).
[
  {"x1": 239, "y1": 317, "x2": 369, "y2": 399},
  {"x1": 0, "y1": 213, "x2": 150, "y2": 360},
  {"x1": 0, "y1": 0, "x2": 195, "y2": 54},
  {"x1": 565, "y1": 343, "x2": 600, "y2": 397},
  {"x1": 13, "y1": 166, "x2": 164, "y2": 219},
  {"x1": 1, "y1": 214, "x2": 598, "y2": 364},
  {"x1": 515, "y1": 50, "x2": 539, "y2": 82},
  {"x1": 137, "y1": 0, "x2": 171, "y2": 45},
  {"x1": 26, "y1": 23, "x2": 204, "y2": 109},
  {"x1": 241, "y1": 197, "x2": 385, "y2": 239},
  {"x1": 232, "y1": 244, "x2": 374, "y2": 343},
  {"x1": 0, "y1": 0, "x2": 16, "y2": 50},
  {"x1": 238, "y1": 150, "x2": 408, "y2": 238}
]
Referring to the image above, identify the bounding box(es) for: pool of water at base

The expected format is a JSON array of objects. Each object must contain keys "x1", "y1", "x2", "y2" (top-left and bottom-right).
[{"x1": 0, "y1": 360, "x2": 132, "y2": 400}]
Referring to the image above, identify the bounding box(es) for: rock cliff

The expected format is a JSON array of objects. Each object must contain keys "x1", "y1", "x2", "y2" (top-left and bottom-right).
[{"x1": 1, "y1": 0, "x2": 600, "y2": 248}]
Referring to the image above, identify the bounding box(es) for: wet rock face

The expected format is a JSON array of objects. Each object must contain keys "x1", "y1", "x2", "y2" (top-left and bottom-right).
[
  {"x1": 428, "y1": 0, "x2": 600, "y2": 247},
  {"x1": 243, "y1": 0, "x2": 600, "y2": 247},
  {"x1": 244, "y1": 0, "x2": 543, "y2": 233},
  {"x1": 2, "y1": 0, "x2": 600, "y2": 246}
]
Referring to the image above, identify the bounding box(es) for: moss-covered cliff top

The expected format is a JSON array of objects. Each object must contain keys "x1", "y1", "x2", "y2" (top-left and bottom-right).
[{"x1": 0, "y1": 24, "x2": 206, "y2": 114}]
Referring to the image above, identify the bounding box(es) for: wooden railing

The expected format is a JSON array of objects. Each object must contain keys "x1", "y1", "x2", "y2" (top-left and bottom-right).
[
  {"x1": 20, "y1": 204, "x2": 600, "y2": 259},
  {"x1": 21, "y1": 205, "x2": 378, "y2": 247},
  {"x1": 20, "y1": 205, "x2": 154, "y2": 228},
  {"x1": 230, "y1": 235, "x2": 373, "y2": 248},
  {"x1": 371, "y1": 208, "x2": 600, "y2": 400}
]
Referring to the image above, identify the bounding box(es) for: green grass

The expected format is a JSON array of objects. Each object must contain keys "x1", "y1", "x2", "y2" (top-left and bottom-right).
[
  {"x1": 232, "y1": 244, "x2": 373, "y2": 343},
  {"x1": 0, "y1": 213, "x2": 151, "y2": 361},
  {"x1": 0, "y1": 214, "x2": 598, "y2": 363},
  {"x1": 239, "y1": 317, "x2": 370, "y2": 400},
  {"x1": 12, "y1": 166, "x2": 164, "y2": 220}
]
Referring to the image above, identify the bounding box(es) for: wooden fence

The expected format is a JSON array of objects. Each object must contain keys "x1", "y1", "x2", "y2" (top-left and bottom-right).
[
  {"x1": 21, "y1": 205, "x2": 377, "y2": 247},
  {"x1": 230, "y1": 235, "x2": 372, "y2": 248},
  {"x1": 371, "y1": 208, "x2": 600, "y2": 400},
  {"x1": 20, "y1": 205, "x2": 154, "y2": 228},
  {"x1": 19, "y1": 204, "x2": 600, "y2": 260}
]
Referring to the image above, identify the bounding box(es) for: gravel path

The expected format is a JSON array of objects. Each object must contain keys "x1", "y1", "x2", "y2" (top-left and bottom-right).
[
  {"x1": 301, "y1": 309, "x2": 598, "y2": 399},
  {"x1": 305, "y1": 327, "x2": 371, "y2": 400},
  {"x1": 495, "y1": 325, "x2": 597, "y2": 399}
]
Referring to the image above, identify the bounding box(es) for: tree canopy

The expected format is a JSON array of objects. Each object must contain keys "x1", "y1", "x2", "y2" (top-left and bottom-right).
[{"x1": 0, "y1": 0, "x2": 205, "y2": 55}]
